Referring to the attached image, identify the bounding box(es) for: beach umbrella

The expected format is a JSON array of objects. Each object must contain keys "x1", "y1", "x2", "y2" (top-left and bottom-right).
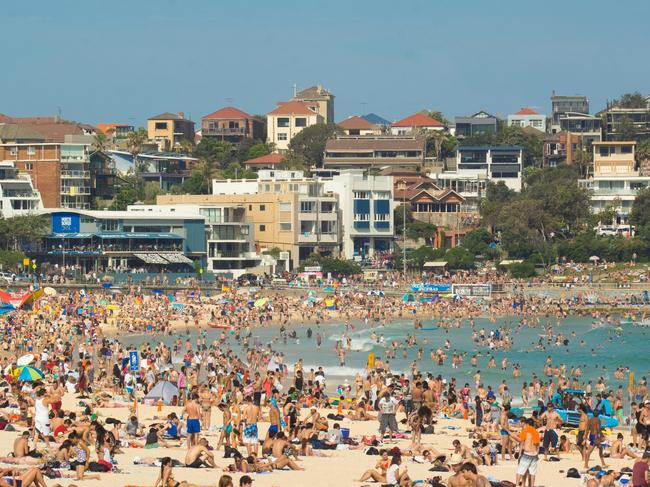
[
  {"x1": 43, "y1": 287, "x2": 57, "y2": 296},
  {"x1": 14, "y1": 366, "x2": 45, "y2": 381},
  {"x1": 144, "y1": 381, "x2": 179, "y2": 404},
  {"x1": 16, "y1": 354, "x2": 34, "y2": 366},
  {"x1": 101, "y1": 283, "x2": 113, "y2": 289},
  {"x1": 254, "y1": 298, "x2": 268, "y2": 308},
  {"x1": 589, "y1": 255, "x2": 600, "y2": 262}
]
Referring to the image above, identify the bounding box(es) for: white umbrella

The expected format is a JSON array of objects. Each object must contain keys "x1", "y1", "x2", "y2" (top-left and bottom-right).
[
  {"x1": 589, "y1": 256, "x2": 600, "y2": 262},
  {"x1": 17, "y1": 354, "x2": 34, "y2": 366}
]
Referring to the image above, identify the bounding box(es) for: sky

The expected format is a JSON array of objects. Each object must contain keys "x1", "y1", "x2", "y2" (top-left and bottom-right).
[{"x1": 3, "y1": 0, "x2": 649, "y2": 127}]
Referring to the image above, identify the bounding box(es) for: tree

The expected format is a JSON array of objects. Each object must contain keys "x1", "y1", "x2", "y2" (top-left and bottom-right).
[
  {"x1": 445, "y1": 247, "x2": 475, "y2": 269},
  {"x1": 248, "y1": 143, "x2": 273, "y2": 160},
  {"x1": 318, "y1": 257, "x2": 362, "y2": 276},
  {"x1": 288, "y1": 123, "x2": 341, "y2": 167},
  {"x1": 278, "y1": 152, "x2": 308, "y2": 172},
  {"x1": 479, "y1": 181, "x2": 515, "y2": 230},
  {"x1": 508, "y1": 261, "x2": 536, "y2": 278},
  {"x1": 175, "y1": 139, "x2": 194, "y2": 155},
  {"x1": 616, "y1": 117, "x2": 637, "y2": 141},
  {"x1": 406, "y1": 221, "x2": 437, "y2": 245},
  {"x1": 630, "y1": 187, "x2": 650, "y2": 228},
  {"x1": 394, "y1": 204, "x2": 414, "y2": 233},
  {"x1": 126, "y1": 128, "x2": 148, "y2": 159},
  {"x1": 461, "y1": 228, "x2": 492, "y2": 256},
  {"x1": 108, "y1": 185, "x2": 141, "y2": 210},
  {"x1": 143, "y1": 181, "x2": 164, "y2": 204},
  {"x1": 221, "y1": 161, "x2": 256, "y2": 180},
  {"x1": 427, "y1": 111, "x2": 449, "y2": 125},
  {"x1": 0, "y1": 215, "x2": 49, "y2": 251},
  {"x1": 408, "y1": 245, "x2": 445, "y2": 270},
  {"x1": 612, "y1": 92, "x2": 647, "y2": 109},
  {"x1": 179, "y1": 170, "x2": 207, "y2": 195}
]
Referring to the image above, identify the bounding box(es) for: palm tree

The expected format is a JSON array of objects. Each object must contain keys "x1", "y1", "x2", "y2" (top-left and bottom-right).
[{"x1": 126, "y1": 128, "x2": 148, "y2": 159}]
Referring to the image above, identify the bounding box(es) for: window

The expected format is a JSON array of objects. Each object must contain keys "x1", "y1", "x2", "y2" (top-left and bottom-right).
[
  {"x1": 240, "y1": 226, "x2": 249, "y2": 235},
  {"x1": 374, "y1": 191, "x2": 390, "y2": 199},
  {"x1": 248, "y1": 205, "x2": 252, "y2": 211},
  {"x1": 354, "y1": 213, "x2": 370, "y2": 221},
  {"x1": 277, "y1": 118, "x2": 290, "y2": 128},
  {"x1": 300, "y1": 201, "x2": 314, "y2": 213},
  {"x1": 277, "y1": 133, "x2": 288, "y2": 141},
  {"x1": 353, "y1": 191, "x2": 370, "y2": 199},
  {"x1": 295, "y1": 118, "x2": 307, "y2": 127},
  {"x1": 274, "y1": 184, "x2": 281, "y2": 192},
  {"x1": 260, "y1": 205, "x2": 266, "y2": 211},
  {"x1": 280, "y1": 222, "x2": 292, "y2": 231},
  {"x1": 9, "y1": 147, "x2": 17, "y2": 156},
  {"x1": 154, "y1": 122, "x2": 168, "y2": 130},
  {"x1": 375, "y1": 213, "x2": 389, "y2": 221},
  {"x1": 25, "y1": 162, "x2": 33, "y2": 170},
  {"x1": 621, "y1": 145, "x2": 633, "y2": 154},
  {"x1": 27, "y1": 146, "x2": 36, "y2": 156},
  {"x1": 259, "y1": 224, "x2": 266, "y2": 232},
  {"x1": 101, "y1": 220, "x2": 119, "y2": 232},
  {"x1": 279, "y1": 202, "x2": 292, "y2": 212},
  {"x1": 599, "y1": 146, "x2": 610, "y2": 157}
]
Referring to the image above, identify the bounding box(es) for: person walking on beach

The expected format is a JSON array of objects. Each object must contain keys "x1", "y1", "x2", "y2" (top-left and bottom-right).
[
  {"x1": 242, "y1": 396, "x2": 260, "y2": 456},
  {"x1": 183, "y1": 393, "x2": 201, "y2": 449},
  {"x1": 378, "y1": 391, "x2": 399, "y2": 440},
  {"x1": 511, "y1": 417, "x2": 540, "y2": 487},
  {"x1": 540, "y1": 403, "x2": 562, "y2": 460}
]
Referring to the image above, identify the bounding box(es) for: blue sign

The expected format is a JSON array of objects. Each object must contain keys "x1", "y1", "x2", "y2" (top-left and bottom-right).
[
  {"x1": 410, "y1": 283, "x2": 451, "y2": 293},
  {"x1": 129, "y1": 351, "x2": 140, "y2": 371},
  {"x1": 52, "y1": 213, "x2": 80, "y2": 233}
]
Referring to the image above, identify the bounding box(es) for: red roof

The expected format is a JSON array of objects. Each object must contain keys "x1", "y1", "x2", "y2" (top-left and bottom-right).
[
  {"x1": 268, "y1": 101, "x2": 316, "y2": 116},
  {"x1": 244, "y1": 153, "x2": 285, "y2": 166},
  {"x1": 96, "y1": 123, "x2": 129, "y2": 134},
  {"x1": 392, "y1": 112, "x2": 444, "y2": 128},
  {"x1": 513, "y1": 107, "x2": 539, "y2": 115},
  {"x1": 338, "y1": 116, "x2": 376, "y2": 130},
  {"x1": 203, "y1": 106, "x2": 252, "y2": 120}
]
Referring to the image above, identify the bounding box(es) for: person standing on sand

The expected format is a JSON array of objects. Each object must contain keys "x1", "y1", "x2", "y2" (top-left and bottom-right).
[
  {"x1": 199, "y1": 385, "x2": 213, "y2": 430},
  {"x1": 183, "y1": 393, "x2": 201, "y2": 449},
  {"x1": 499, "y1": 404, "x2": 512, "y2": 461},
  {"x1": 242, "y1": 396, "x2": 260, "y2": 456},
  {"x1": 378, "y1": 391, "x2": 399, "y2": 440},
  {"x1": 540, "y1": 403, "x2": 562, "y2": 460},
  {"x1": 510, "y1": 417, "x2": 540, "y2": 487}
]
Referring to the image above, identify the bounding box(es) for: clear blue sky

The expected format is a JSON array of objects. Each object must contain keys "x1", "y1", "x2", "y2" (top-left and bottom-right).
[{"x1": 4, "y1": 0, "x2": 649, "y2": 127}]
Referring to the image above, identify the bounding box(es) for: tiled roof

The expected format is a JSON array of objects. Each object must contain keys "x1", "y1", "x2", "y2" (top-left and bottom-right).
[
  {"x1": 203, "y1": 106, "x2": 252, "y2": 120},
  {"x1": 268, "y1": 101, "x2": 316, "y2": 116},
  {"x1": 338, "y1": 116, "x2": 376, "y2": 130},
  {"x1": 392, "y1": 112, "x2": 444, "y2": 128},
  {"x1": 149, "y1": 112, "x2": 184, "y2": 120},
  {"x1": 513, "y1": 107, "x2": 540, "y2": 115},
  {"x1": 243, "y1": 153, "x2": 285, "y2": 165},
  {"x1": 96, "y1": 123, "x2": 129, "y2": 134},
  {"x1": 295, "y1": 85, "x2": 332, "y2": 98}
]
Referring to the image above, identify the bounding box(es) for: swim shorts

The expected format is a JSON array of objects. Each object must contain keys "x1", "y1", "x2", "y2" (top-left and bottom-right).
[
  {"x1": 268, "y1": 424, "x2": 279, "y2": 436},
  {"x1": 186, "y1": 418, "x2": 201, "y2": 434},
  {"x1": 516, "y1": 453, "x2": 539, "y2": 476},
  {"x1": 243, "y1": 423, "x2": 258, "y2": 444}
]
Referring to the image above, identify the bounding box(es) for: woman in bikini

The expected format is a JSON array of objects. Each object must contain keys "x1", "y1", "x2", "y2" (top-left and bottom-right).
[{"x1": 153, "y1": 457, "x2": 209, "y2": 487}]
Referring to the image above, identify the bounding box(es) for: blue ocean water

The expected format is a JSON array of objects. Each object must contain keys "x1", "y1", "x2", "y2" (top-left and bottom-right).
[{"x1": 124, "y1": 316, "x2": 650, "y2": 401}]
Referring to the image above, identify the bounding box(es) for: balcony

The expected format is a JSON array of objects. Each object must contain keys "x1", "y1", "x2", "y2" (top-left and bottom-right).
[
  {"x1": 298, "y1": 232, "x2": 339, "y2": 244},
  {"x1": 61, "y1": 170, "x2": 90, "y2": 178},
  {"x1": 202, "y1": 127, "x2": 247, "y2": 137},
  {"x1": 60, "y1": 186, "x2": 91, "y2": 195}
]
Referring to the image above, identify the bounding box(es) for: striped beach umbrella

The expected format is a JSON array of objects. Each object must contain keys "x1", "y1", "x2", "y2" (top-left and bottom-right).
[{"x1": 14, "y1": 366, "x2": 45, "y2": 381}]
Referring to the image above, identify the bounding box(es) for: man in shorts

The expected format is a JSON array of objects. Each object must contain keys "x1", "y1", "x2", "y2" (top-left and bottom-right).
[
  {"x1": 512, "y1": 417, "x2": 540, "y2": 487},
  {"x1": 183, "y1": 392, "x2": 201, "y2": 449},
  {"x1": 242, "y1": 396, "x2": 260, "y2": 456}
]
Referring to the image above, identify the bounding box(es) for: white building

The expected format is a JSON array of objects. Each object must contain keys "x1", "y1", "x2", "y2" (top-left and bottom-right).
[
  {"x1": 0, "y1": 161, "x2": 43, "y2": 217},
  {"x1": 507, "y1": 107, "x2": 546, "y2": 133},
  {"x1": 127, "y1": 203, "x2": 263, "y2": 278},
  {"x1": 212, "y1": 170, "x2": 305, "y2": 195},
  {"x1": 321, "y1": 169, "x2": 393, "y2": 260},
  {"x1": 579, "y1": 141, "x2": 641, "y2": 224}
]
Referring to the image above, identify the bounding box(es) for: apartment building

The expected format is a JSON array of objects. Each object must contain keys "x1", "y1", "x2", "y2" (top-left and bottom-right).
[
  {"x1": 507, "y1": 107, "x2": 546, "y2": 133},
  {"x1": 201, "y1": 106, "x2": 265, "y2": 142},
  {"x1": 158, "y1": 170, "x2": 341, "y2": 268},
  {"x1": 292, "y1": 85, "x2": 335, "y2": 123},
  {"x1": 109, "y1": 150, "x2": 198, "y2": 191},
  {"x1": 454, "y1": 111, "x2": 498, "y2": 138},
  {"x1": 266, "y1": 101, "x2": 324, "y2": 152},
  {"x1": 0, "y1": 161, "x2": 43, "y2": 217},
  {"x1": 147, "y1": 112, "x2": 195, "y2": 151},
  {"x1": 600, "y1": 97, "x2": 650, "y2": 141},
  {"x1": 550, "y1": 94, "x2": 589, "y2": 130},
  {"x1": 0, "y1": 139, "x2": 91, "y2": 209},
  {"x1": 322, "y1": 170, "x2": 393, "y2": 260},
  {"x1": 323, "y1": 136, "x2": 425, "y2": 169},
  {"x1": 579, "y1": 141, "x2": 640, "y2": 222},
  {"x1": 127, "y1": 203, "x2": 261, "y2": 277}
]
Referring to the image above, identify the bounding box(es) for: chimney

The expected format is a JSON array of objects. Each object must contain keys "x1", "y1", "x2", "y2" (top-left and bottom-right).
[{"x1": 179, "y1": 112, "x2": 185, "y2": 119}]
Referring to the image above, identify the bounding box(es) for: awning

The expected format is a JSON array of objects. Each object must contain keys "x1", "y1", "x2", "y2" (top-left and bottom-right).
[
  {"x1": 134, "y1": 253, "x2": 193, "y2": 265},
  {"x1": 48, "y1": 233, "x2": 96, "y2": 239},
  {"x1": 134, "y1": 253, "x2": 169, "y2": 264},
  {"x1": 97, "y1": 232, "x2": 182, "y2": 240},
  {"x1": 499, "y1": 259, "x2": 523, "y2": 265},
  {"x1": 159, "y1": 253, "x2": 193, "y2": 264},
  {"x1": 423, "y1": 261, "x2": 448, "y2": 268}
]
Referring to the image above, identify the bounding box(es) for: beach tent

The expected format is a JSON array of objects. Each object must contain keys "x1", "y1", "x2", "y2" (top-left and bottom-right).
[
  {"x1": 144, "y1": 381, "x2": 179, "y2": 404},
  {"x1": 0, "y1": 303, "x2": 15, "y2": 315},
  {"x1": 402, "y1": 293, "x2": 415, "y2": 302}
]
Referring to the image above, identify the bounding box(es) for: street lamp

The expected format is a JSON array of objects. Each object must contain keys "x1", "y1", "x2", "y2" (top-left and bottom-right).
[{"x1": 402, "y1": 180, "x2": 407, "y2": 278}]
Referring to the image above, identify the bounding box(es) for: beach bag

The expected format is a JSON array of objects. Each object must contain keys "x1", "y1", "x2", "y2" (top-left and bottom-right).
[
  {"x1": 88, "y1": 461, "x2": 110, "y2": 472},
  {"x1": 566, "y1": 468, "x2": 580, "y2": 478}
]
